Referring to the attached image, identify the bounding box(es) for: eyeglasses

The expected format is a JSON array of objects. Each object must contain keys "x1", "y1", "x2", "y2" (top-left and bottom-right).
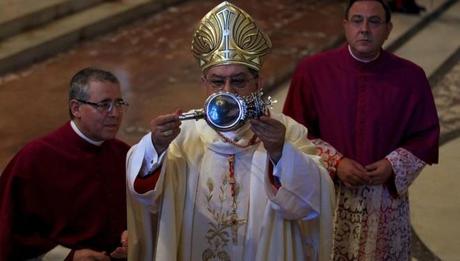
[
  {"x1": 76, "y1": 99, "x2": 129, "y2": 113},
  {"x1": 348, "y1": 15, "x2": 386, "y2": 29},
  {"x1": 205, "y1": 75, "x2": 257, "y2": 90}
]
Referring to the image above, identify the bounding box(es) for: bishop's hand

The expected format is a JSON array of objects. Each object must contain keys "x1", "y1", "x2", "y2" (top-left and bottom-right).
[
  {"x1": 250, "y1": 116, "x2": 286, "y2": 163},
  {"x1": 150, "y1": 109, "x2": 182, "y2": 154}
]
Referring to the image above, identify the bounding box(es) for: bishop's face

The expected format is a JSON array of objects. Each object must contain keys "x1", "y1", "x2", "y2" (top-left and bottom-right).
[
  {"x1": 344, "y1": 0, "x2": 392, "y2": 60},
  {"x1": 201, "y1": 64, "x2": 260, "y2": 97}
]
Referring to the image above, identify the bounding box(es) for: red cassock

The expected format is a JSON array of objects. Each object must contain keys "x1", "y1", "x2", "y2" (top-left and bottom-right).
[
  {"x1": 283, "y1": 45, "x2": 439, "y2": 166},
  {"x1": 283, "y1": 45, "x2": 440, "y2": 259},
  {"x1": 0, "y1": 122, "x2": 129, "y2": 260}
]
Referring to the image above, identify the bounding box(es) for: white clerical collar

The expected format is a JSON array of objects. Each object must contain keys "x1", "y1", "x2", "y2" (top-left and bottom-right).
[
  {"x1": 348, "y1": 45, "x2": 380, "y2": 63},
  {"x1": 70, "y1": 120, "x2": 104, "y2": 146}
]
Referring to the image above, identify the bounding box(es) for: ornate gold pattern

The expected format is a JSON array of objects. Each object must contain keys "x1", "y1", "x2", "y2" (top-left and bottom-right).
[
  {"x1": 202, "y1": 156, "x2": 246, "y2": 261},
  {"x1": 191, "y1": 1, "x2": 272, "y2": 71}
]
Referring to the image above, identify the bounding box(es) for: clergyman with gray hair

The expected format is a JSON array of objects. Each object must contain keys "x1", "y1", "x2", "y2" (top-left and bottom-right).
[{"x1": 0, "y1": 67, "x2": 130, "y2": 260}]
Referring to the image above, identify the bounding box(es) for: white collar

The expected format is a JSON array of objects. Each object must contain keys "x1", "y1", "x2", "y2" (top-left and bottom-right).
[
  {"x1": 70, "y1": 120, "x2": 104, "y2": 146},
  {"x1": 348, "y1": 45, "x2": 380, "y2": 63}
]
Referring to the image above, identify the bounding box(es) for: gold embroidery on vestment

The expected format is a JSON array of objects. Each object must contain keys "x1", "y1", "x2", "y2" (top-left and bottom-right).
[{"x1": 202, "y1": 155, "x2": 246, "y2": 261}]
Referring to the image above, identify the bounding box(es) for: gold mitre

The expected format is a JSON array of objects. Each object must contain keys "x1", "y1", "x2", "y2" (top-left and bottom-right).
[{"x1": 191, "y1": 1, "x2": 272, "y2": 72}]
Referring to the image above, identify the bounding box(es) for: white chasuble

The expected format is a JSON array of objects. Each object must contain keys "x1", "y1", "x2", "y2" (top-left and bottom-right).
[
  {"x1": 190, "y1": 126, "x2": 256, "y2": 261},
  {"x1": 126, "y1": 112, "x2": 335, "y2": 261}
]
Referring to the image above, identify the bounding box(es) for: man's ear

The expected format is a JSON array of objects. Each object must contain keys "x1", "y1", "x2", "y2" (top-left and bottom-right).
[{"x1": 70, "y1": 100, "x2": 81, "y2": 119}]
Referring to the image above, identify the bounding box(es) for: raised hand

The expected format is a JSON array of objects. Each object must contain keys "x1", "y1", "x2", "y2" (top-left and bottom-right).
[
  {"x1": 250, "y1": 116, "x2": 286, "y2": 163},
  {"x1": 150, "y1": 109, "x2": 182, "y2": 154}
]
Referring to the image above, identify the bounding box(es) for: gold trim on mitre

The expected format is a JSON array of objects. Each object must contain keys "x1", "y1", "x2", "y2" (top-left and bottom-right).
[{"x1": 191, "y1": 1, "x2": 272, "y2": 72}]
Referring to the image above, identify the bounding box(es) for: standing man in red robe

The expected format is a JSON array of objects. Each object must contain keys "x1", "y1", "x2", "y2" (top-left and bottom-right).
[
  {"x1": 283, "y1": 0, "x2": 439, "y2": 260},
  {"x1": 0, "y1": 68, "x2": 130, "y2": 260}
]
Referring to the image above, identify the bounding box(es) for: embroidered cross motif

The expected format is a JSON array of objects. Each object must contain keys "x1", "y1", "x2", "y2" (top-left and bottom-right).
[
  {"x1": 227, "y1": 208, "x2": 246, "y2": 244},
  {"x1": 203, "y1": 154, "x2": 247, "y2": 259}
]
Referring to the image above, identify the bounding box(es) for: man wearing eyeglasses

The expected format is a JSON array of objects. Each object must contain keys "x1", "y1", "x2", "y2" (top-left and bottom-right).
[
  {"x1": 125, "y1": 2, "x2": 335, "y2": 261},
  {"x1": 0, "y1": 67, "x2": 130, "y2": 260},
  {"x1": 283, "y1": 0, "x2": 439, "y2": 260}
]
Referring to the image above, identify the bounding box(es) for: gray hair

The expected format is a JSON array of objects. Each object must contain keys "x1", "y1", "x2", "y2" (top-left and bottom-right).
[{"x1": 68, "y1": 67, "x2": 119, "y2": 118}]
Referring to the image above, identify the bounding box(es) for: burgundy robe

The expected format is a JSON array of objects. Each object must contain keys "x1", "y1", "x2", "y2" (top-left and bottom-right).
[
  {"x1": 0, "y1": 122, "x2": 129, "y2": 260},
  {"x1": 283, "y1": 45, "x2": 439, "y2": 260},
  {"x1": 284, "y1": 45, "x2": 439, "y2": 166}
]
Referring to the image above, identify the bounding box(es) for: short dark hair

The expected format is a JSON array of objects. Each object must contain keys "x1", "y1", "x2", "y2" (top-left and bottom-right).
[
  {"x1": 68, "y1": 67, "x2": 120, "y2": 118},
  {"x1": 345, "y1": 0, "x2": 392, "y2": 23}
]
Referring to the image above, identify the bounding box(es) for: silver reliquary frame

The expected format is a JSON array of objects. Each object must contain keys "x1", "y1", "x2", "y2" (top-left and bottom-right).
[{"x1": 179, "y1": 90, "x2": 275, "y2": 132}]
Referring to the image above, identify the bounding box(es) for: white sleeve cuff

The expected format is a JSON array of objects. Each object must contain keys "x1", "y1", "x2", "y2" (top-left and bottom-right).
[
  {"x1": 140, "y1": 133, "x2": 167, "y2": 177},
  {"x1": 267, "y1": 142, "x2": 322, "y2": 220}
]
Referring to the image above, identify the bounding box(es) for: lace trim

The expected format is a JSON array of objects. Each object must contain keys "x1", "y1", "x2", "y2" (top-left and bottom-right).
[
  {"x1": 385, "y1": 147, "x2": 426, "y2": 196},
  {"x1": 312, "y1": 138, "x2": 343, "y2": 178}
]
